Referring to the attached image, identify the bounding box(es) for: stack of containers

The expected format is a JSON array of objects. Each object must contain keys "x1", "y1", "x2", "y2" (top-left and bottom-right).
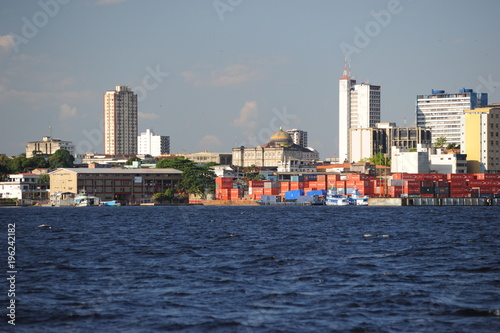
[
  {"x1": 447, "y1": 174, "x2": 475, "y2": 197},
  {"x1": 403, "y1": 180, "x2": 421, "y2": 196},
  {"x1": 420, "y1": 180, "x2": 435, "y2": 197},
  {"x1": 279, "y1": 181, "x2": 290, "y2": 194},
  {"x1": 248, "y1": 180, "x2": 265, "y2": 201},
  {"x1": 215, "y1": 177, "x2": 233, "y2": 200},
  {"x1": 327, "y1": 174, "x2": 340, "y2": 188},
  {"x1": 434, "y1": 180, "x2": 450, "y2": 198},
  {"x1": 263, "y1": 181, "x2": 278, "y2": 195},
  {"x1": 290, "y1": 176, "x2": 304, "y2": 191}
]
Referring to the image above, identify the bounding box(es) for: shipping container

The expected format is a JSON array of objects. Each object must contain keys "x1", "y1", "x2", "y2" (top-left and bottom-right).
[
  {"x1": 446, "y1": 173, "x2": 476, "y2": 181},
  {"x1": 316, "y1": 175, "x2": 327, "y2": 182},
  {"x1": 284, "y1": 189, "x2": 304, "y2": 200},
  {"x1": 327, "y1": 174, "x2": 341, "y2": 182},
  {"x1": 290, "y1": 176, "x2": 303, "y2": 182},
  {"x1": 475, "y1": 173, "x2": 500, "y2": 180}
]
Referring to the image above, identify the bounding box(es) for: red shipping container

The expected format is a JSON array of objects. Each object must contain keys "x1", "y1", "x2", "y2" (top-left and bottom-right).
[
  {"x1": 316, "y1": 182, "x2": 327, "y2": 190},
  {"x1": 249, "y1": 181, "x2": 265, "y2": 188},
  {"x1": 345, "y1": 180, "x2": 356, "y2": 187},
  {"x1": 475, "y1": 173, "x2": 500, "y2": 180},
  {"x1": 327, "y1": 174, "x2": 340, "y2": 182},
  {"x1": 420, "y1": 193, "x2": 435, "y2": 198},
  {"x1": 447, "y1": 173, "x2": 476, "y2": 181},
  {"x1": 263, "y1": 188, "x2": 279, "y2": 195}
]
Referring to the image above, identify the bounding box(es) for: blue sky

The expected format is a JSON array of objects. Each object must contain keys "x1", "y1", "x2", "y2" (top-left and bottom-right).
[{"x1": 1, "y1": 0, "x2": 499, "y2": 159}]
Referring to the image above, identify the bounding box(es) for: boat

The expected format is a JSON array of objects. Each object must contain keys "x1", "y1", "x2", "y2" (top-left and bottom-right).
[
  {"x1": 349, "y1": 189, "x2": 369, "y2": 206},
  {"x1": 74, "y1": 190, "x2": 101, "y2": 207},
  {"x1": 325, "y1": 189, "x2": 349, "y2": 206},
  {"x1": 101, "y1": 200, "x2": 121, "y2": 206}
]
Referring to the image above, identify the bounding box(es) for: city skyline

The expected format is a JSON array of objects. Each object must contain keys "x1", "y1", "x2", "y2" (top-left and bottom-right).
[{"x1": 1, "y1": 0, "x2": 499, "y2": 158}]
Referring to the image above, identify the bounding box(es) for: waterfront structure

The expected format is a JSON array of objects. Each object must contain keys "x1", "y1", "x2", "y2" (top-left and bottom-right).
[
  {"x1": 338, "y1": 64, "x2": 381, "y2": 163},
  {"x1": 232, "y1": 129, "x2": 319, "y2": 168},
  {"x1": 137, "y1": 129, "x2": 170, "y2": 156},
  {"x1": 0, "y1": 173, "x2": 49, "y2": 200},
  {"x1": 286, "y1": 129, "x2": 308, "y2": 148},
  {"x1": 26, "y1": 136, "x2": 75, "y2": 158},
  {"x1": 350, "y1": 123, "x2": 432, "y2": 163},
  {"x1": 462, "y1": 104, "x2": 500, "y2": 173},
  {"x1": 104, "y1": 86, "x2": 138, "y2": 155},
  {"x1": 49, "y1": 168, "x2": 182, "y2": 203},
  {"x1": 416, "y1": 88, "x2": 488, "y2": 146}
]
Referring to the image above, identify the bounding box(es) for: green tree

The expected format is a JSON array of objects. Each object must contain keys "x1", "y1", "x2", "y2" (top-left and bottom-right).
[
  {"x1": 48, "y1": 149, "x2": 75, "y2": 169},
  {"x1": 156, "y1": 157, "x2": 216, "y2": 198},
  {"x1": 369, "y1": 152, "x2": 390, "y2": 166},
  {"x1": 434, "y1": 137, "x2": 447, "y2": 149},
  {"x1": 38, "y1": 174, "x2": 50, "y2": 183},
  {"x1": 125, "y1": 156, "x2": 141, "y2": 165}
]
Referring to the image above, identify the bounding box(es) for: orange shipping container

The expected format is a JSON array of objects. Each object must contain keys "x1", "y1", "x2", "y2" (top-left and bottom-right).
[
  {"x1": 327, "y1": 174, "x2": 340, "y2": 182},
  {"x1": 316, "y1": 175, "x2": 327, "y2": 182}
]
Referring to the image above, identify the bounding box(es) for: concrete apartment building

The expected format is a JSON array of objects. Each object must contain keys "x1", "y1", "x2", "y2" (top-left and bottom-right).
[
  {"x1": 104, "y1": 86, "x2": 138, "y2": 155},
  {"x1": 49, "y1": 168, "x2": 182, "y2": 203},
  {"x1": 416, "y1": 88, "x2": 488, "y2": 146},
  {"x1": 26, "y1": 136, "x2": 75, "y2": 158},
  {"x1": 339, "y1": 64, "x2": 381, "y2": 163},
  {"x1": 138, "y1": 129, "x2": 170, "y2": 156},
  {"x1": 0, "y1": 173, "x2": 50, "y2": 200},
  {"x1": 462, "y1": 104, "x2": 500, "y2": 173},
  {"x1": 286, "y1": 129, "x2": 308, "y2": 148}
]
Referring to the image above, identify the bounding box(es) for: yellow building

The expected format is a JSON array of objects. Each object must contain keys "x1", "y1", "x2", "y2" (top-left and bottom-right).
[
  {"x1": 49, "y1": 168, "x2": 182, "y2": 204},
  {"x1": 462, "y1": 104, "x2": 500, "y2": 173}
]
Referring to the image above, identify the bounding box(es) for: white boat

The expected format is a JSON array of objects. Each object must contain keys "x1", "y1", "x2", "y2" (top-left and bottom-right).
[
  {"x1": 326, "y1": 189, "x2": 349, "y2": 206},
  {"x1": 74, "y1": 190, "x2": 101, "y2": 207},
  {"x1": 349, "y1": 189, "x2": 369, "y2": 206}
]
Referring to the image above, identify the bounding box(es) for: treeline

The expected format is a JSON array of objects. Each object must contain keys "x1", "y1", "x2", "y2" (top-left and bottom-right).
[{"x1": 0, "y1": 149, "x2": 75, "y2": 180}]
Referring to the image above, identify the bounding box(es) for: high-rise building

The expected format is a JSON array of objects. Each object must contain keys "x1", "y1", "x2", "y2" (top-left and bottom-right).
[
  {"x1": 338, "y1": 63, "x2": 381, "y2": 163},
  {"x1": 137, "y1": 129, "x2": 170, "y2": 156},
  {"x1": 286, "y1": 129, "x2": 308, "y2": 147},
  {"x1": 462, "y1": 104, "x2": 500, "y2": 173},
  {"x1": 416, "y1": 88, "x2": 488, "y2": 146},
  {"x1": 104, "y1": 86, "x2": 138, "y2": 155}
]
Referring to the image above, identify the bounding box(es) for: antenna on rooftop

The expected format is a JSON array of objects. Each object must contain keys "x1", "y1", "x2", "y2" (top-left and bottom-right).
[
  {"x1": 341, "y1": 53, "x2": 350, "y2": 79},
  {"x1": 49, "y1": 125, "x2": 52, "y2": 138}
]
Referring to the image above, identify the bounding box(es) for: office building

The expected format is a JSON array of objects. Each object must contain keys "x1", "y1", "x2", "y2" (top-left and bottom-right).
[
  {"x1": 104, "y1": 86, "x2": 138, "y2": 155},
  {"x1": 462, "y1": 104, "x2": 500, "y2": 173},
  {"x1": 137, "y1": 129, "x2": 170, "y2": 156},
  {"x1": 26, "y1": 136, "x2": 75, "y2": 158},
  {"x1": 339, "y1": 64, "x2": 381, "y2": 163},
  {"x1": 286, "y1": 129, "x2": 308, "y2": 148},
  {"x1": 416, "y1": 88, "x2": 488, "y2": 146}
]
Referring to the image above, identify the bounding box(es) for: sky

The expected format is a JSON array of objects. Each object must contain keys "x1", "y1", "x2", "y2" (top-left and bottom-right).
[{"x1": 1, "y1": 0, "x2": 499, "y2": 159}]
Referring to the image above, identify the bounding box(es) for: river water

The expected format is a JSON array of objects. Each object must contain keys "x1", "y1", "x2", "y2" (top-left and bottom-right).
[{"x1": 1, "y1": 205, "x2": 499, "y2": 332}]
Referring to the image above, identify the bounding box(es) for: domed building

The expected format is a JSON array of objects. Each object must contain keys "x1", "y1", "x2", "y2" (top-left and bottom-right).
[{"x1": 232, "y1": 128, "x2": 319, "y2": 169}]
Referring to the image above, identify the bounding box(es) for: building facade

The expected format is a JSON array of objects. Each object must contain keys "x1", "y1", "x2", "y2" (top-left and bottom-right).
[
  {"x1": 26, "y1": 136, "x2": 75, "y2": 158},
  {"x1": 416, "y1": 88, "x2": 488, "y2": 146},
  {"x1": 104, "y1": 86, "x2": 138, "y2": 155},
  {"x1": 339, "y1": 65, "x2": 381, "y2": 163},
  {"x1": 0, "y1": 173, "x2": 49, "y2": 200},
  {"x1": 462, "y1": 105, "x2": 500, "y2": 173},
  {"x1": 232, "y1": 129, "x2": 319, "y2": 168},
  {"x1": 137, "y1": 129, "x2": 170, "y2": 156},
  {"x1": 49, "y1": 168, "x2": 182, "y2": 203},
  {"x1": 350, "y1": 123, "x2": 432, "y2": 163},
  {"x1": 286, "y1": 129, "x2": 308, "y2": 148}
]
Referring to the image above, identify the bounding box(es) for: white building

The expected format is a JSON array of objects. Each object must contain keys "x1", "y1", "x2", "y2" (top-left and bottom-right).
[
  {"x1": 429, "y1": 149, "x2": 468, "y2": 174},
  {"x1": 391, "y1": 147, "x2": 430, "y2": 174},
  {"x1": 137, "y1": 129, "x2": 170, "y2": 156},
  {"x1": 416, "y1": 88, "x2": 488, "y2": 146},
  {"x1": 0, "y1": 173, "x2": 49, "y2": 200},
  {"x1": 26, "y1": 136, "x2": 75, "y2": 158},
  {"x1": 339, "y1": 64, "x2": 381, "y2": 163},
  {"x1": 104, "y1": 86, "x2": 138, "y2": 155},
  {"x1": 286, "y1": 129, "x2": 308, "y2": 148}
]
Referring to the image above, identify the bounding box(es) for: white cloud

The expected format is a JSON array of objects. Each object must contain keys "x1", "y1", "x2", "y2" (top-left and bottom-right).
[
  {"x1": 138, "y1": 112, "x2": 159, "y2": 120},
  {"x1": 0, "y1": 35, "x2": 14, "y2": 54},
  {"x1": 182, "y1": 64, "x2": 260, "y2": 87},
  {"x1": 232, "y1": 101, "x2": 258, "y2": 132},
  {"x1": 59, "y1": 104, "x2": 77, "y2": 120},
  {"x1": 198, "y1": 134, "x2": 222, "y2": 149}
]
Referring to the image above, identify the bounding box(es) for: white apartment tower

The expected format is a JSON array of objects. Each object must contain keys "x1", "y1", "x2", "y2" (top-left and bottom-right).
[
  {"x1": 338, "y1": 63, "x2": 381, "y2": 163},
  {"x1": 137, "y1": 129, "x2": 170, "y2": 156},
  {"x1": 104, "y1": 86, "x2": 138, "y2": 155},
  {"x1": 286, "y1": 129, "x2": 308, "y2": 147},
  {"x1": 416, "y1": 89, "x2": 488, "y2": 146}
]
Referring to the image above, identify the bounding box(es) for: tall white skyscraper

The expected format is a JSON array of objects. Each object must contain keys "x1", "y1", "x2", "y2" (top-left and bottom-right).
[
  {"x1": 104, "y1": 86, "x2": 138, "y2": 155},
  {"x1": 416, "y1": 89, "x2": 488, "y2": 146},
  {"x1": 338, "y1": 64, "x2": 381, "y2": 163},
  {"x1": 286, "y1": 129, "x2": 308, "y2": 147},
  {"x1": 137, "y1": 129, "x2": 170, "y2": 156}
]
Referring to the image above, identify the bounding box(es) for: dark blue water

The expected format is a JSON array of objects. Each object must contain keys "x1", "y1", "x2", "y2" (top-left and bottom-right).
[{"x1": 1, "y1": 205, "x2": 499, "y2": 332}]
